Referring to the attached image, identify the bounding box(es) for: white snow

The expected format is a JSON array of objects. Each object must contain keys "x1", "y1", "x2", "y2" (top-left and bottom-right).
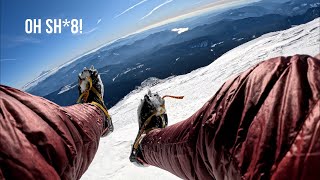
[
  {"x1": 236, "y1": 38, "x2": 245, "y2": 41},
  {"x1": 123, "y1": 68, "x2": 132, "y2": 75},
  {"x1": 123, "y1": 64, "x2": 145, "y2": 75},
  {"x1": 113, "y1": 74, "x2": 120, "y2": 82},
  {"x1": 113, "y1": 63, "x2": 145, "y2": 81},
  {"x1": 293, "y1": 7, "x2": 300, "y2": 11},
  {"x1": 310, "y1": 3, "x2": 320, "y2": 8},
  {"x1": 232, "y1": 37, "x2": 245, "y2": 41},
  {"x1": 82, "y1": 18, "x2": 320, "y2": 180},
  {"x1": 171, "y1": 28, "x2": 189, "y2": 34},
  {"x1": 58, "y1": 84, "x2": 77, "y2": 95},
  {"x1": 211, "y1": 41, "x2": 224, "y2": 47},
  {"x1": 191, "y1": 40, "x2": 209, "y2": 48},
  {"x1": 79, "y1": 71, "x2": 91, "y2": 93}
]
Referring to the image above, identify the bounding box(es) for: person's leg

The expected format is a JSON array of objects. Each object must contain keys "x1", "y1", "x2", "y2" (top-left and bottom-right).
[
  {"x1": 0, "y1": 85, "x2": 108, "y2": 179},
  {"x1": 133, "y1": 55, "x2": 320, "y2": 180},
  {"x1": 136, "y1": 68, "x2": 244, "y2": 180},
  {"x1": 0, "y1": 66, "x2": 114, "y2": 179}
]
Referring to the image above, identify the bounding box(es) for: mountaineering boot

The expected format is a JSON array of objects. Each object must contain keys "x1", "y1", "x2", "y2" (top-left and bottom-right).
[
  {"x1": 78, "y1": 65, "x2": 114, "y2": 137},
  {"x1": 129, "y1": 90, "x2": 168, "y2": 166}
]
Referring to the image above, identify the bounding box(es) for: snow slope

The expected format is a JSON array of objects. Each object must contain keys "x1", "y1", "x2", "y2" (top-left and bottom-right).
[{"x1": 82, "y1": 18, "x2": 320, "y2": 180}]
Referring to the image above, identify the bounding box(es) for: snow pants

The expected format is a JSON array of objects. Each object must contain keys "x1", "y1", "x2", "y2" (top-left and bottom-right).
[
  {"x1": 140, "y1": 55, "x2": 320, "y2": 180},
  {"x1": 0, "y1": 86, "x2": 105, "y2": 179}
]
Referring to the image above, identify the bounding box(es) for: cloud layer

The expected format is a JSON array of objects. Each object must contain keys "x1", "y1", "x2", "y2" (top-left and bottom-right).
[
  {"x1": 140, "y1": 0, "x2": 174, "y2": 20},
  {"x1": 114, "y1": 0, "x2": 149, "y2": 18},
  {"x1": 0, "y1": 58, "x2": 17, "y2": 62}
]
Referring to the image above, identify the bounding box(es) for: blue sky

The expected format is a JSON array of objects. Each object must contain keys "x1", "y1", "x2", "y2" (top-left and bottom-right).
[{"x1": 0, "y1": 0, "x2": 247, "y2": 88}]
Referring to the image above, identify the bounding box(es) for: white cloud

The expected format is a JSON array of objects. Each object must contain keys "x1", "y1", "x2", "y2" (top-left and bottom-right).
[
  {"x1": 13, "y1": 36, "x2": 41, "y2": 44},
  {"x1": 97, "y1": 18, "x2": 102, "y2": 24},
  {"x1": 0, "y1": 58, "x2": 17, "y2": 62},
  {"x1": 140, "y1": 0, "x2": 174, "y2": 20},
  {"x1": 1, "y1": 35, "x2": 41, "y2": 48},
  {"x1": 171, "y1": 27, "x2": 189, "y2": 34},
  {"x1": 80, "y1": 27, "x2": 98, "y2": 35},
  {"x1": 114, "y1": 0, "x2": 149, "y2": 18},
  {"x1": 79, "y1": 19, "x2": 101, "y2": 35}
]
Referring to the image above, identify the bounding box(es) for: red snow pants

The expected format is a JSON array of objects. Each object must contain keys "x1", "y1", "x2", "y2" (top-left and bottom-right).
[{"x1": 140, "y1": 55, "x2": 320, "y2": 180}]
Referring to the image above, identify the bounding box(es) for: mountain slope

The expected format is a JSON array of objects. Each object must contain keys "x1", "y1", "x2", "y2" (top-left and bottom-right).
[
  {"x1": 42, "y1": 7, "x2": 320, "y2": 108},
  {"x1": 24, "y1": 0, "x2": 319, "y2": 100},
  {"x1": 81, "y1": 18, "x2": 320, "y2": 180}
]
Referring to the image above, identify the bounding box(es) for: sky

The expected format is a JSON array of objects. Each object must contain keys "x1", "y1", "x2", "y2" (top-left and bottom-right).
[{"x1": 0, "y1": 0, "x2": 252, "y2": 88}]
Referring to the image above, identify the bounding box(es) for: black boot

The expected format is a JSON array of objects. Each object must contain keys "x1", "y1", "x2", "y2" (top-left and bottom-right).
[
  {"x1": 129, "y1": 90, "x2": 168, "y2": 166},
  {"x1": 77, "y1": 66, "x2": 114, "y2": 137}
]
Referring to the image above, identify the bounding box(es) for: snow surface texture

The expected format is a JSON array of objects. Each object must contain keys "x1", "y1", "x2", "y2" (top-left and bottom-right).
[
  {"x1": 78, "y1": 67, "x2": 105, "y2": 98},
  {"x1": 82, "y1": 18, "x2": 320, "y2": 180}
]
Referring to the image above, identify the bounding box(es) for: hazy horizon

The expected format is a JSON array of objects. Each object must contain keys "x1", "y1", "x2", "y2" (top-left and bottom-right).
[{"x1": 0, "y1": 0, "x2": 258, "y2": 89}]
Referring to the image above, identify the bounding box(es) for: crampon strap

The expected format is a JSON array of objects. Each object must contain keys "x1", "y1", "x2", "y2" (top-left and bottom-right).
[
  {"x1": 77, "y1": 76, "x2": 111, "y2": 120},
  {"x1": 162, "y1": 95, "x2": 184, "y2": 99},
  {"x1": 132, "y1": 94, "x2": 184, "y2": 150}
]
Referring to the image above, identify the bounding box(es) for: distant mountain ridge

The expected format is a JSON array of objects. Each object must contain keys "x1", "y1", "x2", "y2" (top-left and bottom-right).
[{"x1": 23, "y1": 0, "x2": 320, "y2": 108}]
